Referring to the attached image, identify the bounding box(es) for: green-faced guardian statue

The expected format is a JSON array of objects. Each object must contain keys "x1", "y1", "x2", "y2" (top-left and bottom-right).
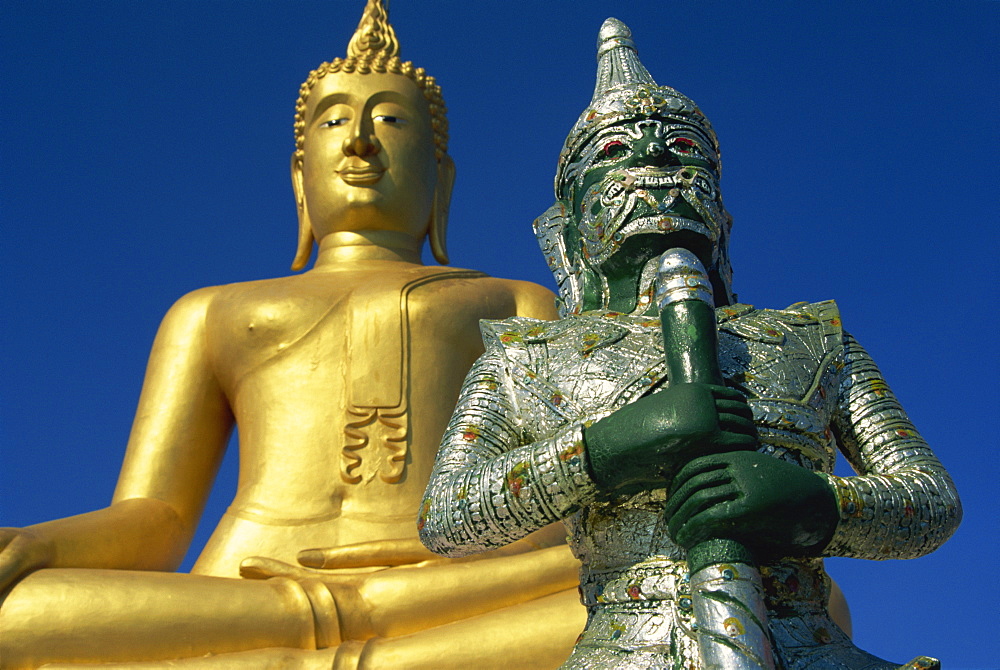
[{"x1": 420, "y1": 17, "x2": 960, "y2": 670}]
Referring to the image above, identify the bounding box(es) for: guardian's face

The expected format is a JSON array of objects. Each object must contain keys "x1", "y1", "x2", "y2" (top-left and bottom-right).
[
  {"x1": 297, "y1": 71, "x2": 438, "y2": 241},
  {"x1": 568, "y1": 113, "x2": 726, "y2": 270}
]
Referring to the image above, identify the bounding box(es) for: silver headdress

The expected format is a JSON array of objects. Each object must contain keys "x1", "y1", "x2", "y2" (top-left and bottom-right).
[{"x1": 535, "y1": 18, "x2": 735, "y2": 316}]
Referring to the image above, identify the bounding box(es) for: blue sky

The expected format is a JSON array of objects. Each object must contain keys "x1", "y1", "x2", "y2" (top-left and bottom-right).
[{"x1": 2, "y1": 1, "x2": 997, "y2": 666}]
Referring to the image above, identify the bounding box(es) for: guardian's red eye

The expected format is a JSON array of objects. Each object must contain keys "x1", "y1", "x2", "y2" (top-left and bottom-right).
[
  {"x1": 603, "y1": 140, "x2": 626, "y2": 157},
  {"x1": 671, "y1": 138, "x2": 696, "y2": 154}
]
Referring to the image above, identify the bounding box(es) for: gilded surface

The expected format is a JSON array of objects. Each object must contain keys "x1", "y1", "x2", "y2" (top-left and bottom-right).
[{"x1": 0, "y1": 1, "x2": 586, "y2": 667}]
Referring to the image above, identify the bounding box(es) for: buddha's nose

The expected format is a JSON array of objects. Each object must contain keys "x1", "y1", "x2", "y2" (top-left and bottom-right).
[{"x1": 342, "y1": 132, "x2": 381, "y2": 157}]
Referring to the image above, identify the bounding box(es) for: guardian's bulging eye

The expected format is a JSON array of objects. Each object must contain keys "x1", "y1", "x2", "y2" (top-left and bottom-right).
[
  {"x1": 603, "y1": 140, "x2": 627, "y2": 158},
  {"x1": 669, "y1": 137, "x2": 698, "y2": 155}
]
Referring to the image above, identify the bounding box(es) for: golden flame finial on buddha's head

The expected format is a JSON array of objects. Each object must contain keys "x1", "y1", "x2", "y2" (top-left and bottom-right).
[{"x1": 346, "y1": 0, "x2": 399, "y2": 61}]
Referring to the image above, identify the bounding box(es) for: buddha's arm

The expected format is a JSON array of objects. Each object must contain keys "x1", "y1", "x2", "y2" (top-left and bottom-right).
[
  {"x1": 420, "y1": 349, "x2": 599, "y2": 558},
  {"x1": 0, "y1": 288, "x2": 232, "y2": 588},
  {"x1": 823, "y1": 333, "x2": 962, "y2": 559}
]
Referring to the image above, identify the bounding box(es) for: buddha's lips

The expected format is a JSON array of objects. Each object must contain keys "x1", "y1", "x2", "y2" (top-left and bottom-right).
[{"x1": 338, "y1": 167, "x2": 385, "y2": 185}]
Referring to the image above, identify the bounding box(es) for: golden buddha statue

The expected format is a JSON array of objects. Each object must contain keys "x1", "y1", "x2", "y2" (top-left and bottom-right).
[{"x1": 0, "y1": 2, "x2": 585, "y2": 667}]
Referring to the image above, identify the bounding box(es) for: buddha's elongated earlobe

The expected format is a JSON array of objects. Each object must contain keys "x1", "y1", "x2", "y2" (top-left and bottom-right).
[
  {"x1": 290, "y1": 154, "x2": 315, "y2": 271},
  {"x1": 429, "y1": 154, "x2": 455, "y2": 265}
]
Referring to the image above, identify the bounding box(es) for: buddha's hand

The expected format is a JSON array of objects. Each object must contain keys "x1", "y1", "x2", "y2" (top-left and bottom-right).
[
  {"x1": 583, "y1": 383, "x2": 758, "y2": 495},
  {"x1": 239, "y1": 539, "x2": 444, "y2": 581},
  {"x1": 297, "y1": 539, "x2": 443, "y2": 570},
  {"x1": 664, "y1": 451, "x2": 840, "y2": 561},
  {"x1": 0, "y1": 527, "x2": 54, "y2": 592}
]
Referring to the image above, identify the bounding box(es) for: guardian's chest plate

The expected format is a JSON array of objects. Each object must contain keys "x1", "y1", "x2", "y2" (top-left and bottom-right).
[{"x1": 488, "y1": 301, "x2": 844, "y2": 473}]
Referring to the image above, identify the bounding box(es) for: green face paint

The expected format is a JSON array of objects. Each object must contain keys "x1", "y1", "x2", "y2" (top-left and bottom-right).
[{"x1": 570, "y1": 116, "x2": 723, "y2": 268}]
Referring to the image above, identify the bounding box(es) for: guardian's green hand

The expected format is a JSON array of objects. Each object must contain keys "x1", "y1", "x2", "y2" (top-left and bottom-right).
[
  {"x1": 665, "y1": 451, "x2": 839, "y2": 561},
  {"x1": 583, "y1": 383, "x2": 758, "y2": 495}
]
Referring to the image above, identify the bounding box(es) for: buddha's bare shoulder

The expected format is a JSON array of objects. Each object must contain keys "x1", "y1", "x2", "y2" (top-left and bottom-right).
[
  {"x1": 151, "y1": 274, "x2": 344, "y2": 360},
  {"x1": 166, "y1": 272, "x2": 321, "y2": 307},
  {"x1": 186, "y1": 273, "x2": 351, "y2": 325}
]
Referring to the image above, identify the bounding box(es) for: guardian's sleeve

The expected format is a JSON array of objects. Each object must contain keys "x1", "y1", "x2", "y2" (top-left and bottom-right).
[
  {"x1": 822, "y1": 333, "x2": 961, "y2": 559},
  {"x1": 419, "y1": 344, "x2": 599, "y2": 558}
]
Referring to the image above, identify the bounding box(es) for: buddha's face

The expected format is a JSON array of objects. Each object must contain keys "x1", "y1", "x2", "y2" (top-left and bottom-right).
[
  {"x1": 296, "y1": 71, "x2": 438, "y2": 241},
  {"x1": 568, "y1": 115, "x2": 726, "y2": 270}
]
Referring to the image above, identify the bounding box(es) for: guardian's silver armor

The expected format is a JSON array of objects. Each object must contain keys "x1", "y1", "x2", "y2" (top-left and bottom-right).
[
  {"x1": 422, "y1": 304, "x2": 957, "y2": 668},
  {"x1": 420, "y1": 18, "x2": 960, "y2": 670}
]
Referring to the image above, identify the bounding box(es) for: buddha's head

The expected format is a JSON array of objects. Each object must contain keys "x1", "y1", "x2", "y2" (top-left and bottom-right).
[
  {"x1": 291, "y1": 0, "x2": 452, "y2": 269},
  {"x1": 535, "y1": 18, "x2": 734, "y2": 315}
]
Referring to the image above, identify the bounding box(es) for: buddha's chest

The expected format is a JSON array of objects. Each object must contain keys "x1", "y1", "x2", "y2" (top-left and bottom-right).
[
  {"x1": 205, "y1": 284, "x2": 353, "y2": 394},
  {"x1": 204, "y1": 269, "x2": 490, "y2": 396}
]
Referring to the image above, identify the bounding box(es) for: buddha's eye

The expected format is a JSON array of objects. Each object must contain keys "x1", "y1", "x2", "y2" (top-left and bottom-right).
[
  {"x1": 603, "y1": 140, "x2": 627, "y2": 158},
  {"x1": 321, "y1": 118, "x2": 348, "y2": 128},
  {"x1": 374, "y1": 115, "x2": 407, "y2": 125}
]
